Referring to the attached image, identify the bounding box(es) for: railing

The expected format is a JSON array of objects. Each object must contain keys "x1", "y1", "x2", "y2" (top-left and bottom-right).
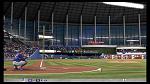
[{"x1": 117, "y1": 44, "x2": 146, "y2": 47}]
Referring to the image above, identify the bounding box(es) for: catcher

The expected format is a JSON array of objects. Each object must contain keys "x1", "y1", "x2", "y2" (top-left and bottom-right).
[{"x1": 13, "y1": 50, "x2": 29, "y2": 70}]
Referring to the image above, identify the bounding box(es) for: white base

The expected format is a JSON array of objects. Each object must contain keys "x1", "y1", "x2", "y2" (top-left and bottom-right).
[{"x1": 40, "y1": 67, "x2": 46, "y2": 70}]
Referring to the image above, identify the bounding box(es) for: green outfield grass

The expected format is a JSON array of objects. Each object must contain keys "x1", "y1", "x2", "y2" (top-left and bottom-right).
[
  {"x1": 4, "y1": 59, "x2": 146, "y2": 79},
  {"x1": 4, "y1": 59, "x2": 38, "y2": 67}
]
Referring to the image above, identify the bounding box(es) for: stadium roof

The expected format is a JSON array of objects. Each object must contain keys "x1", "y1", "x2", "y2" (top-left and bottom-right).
[{"x1": 4, "y1": 2, "x2": 146, "y2": 24}]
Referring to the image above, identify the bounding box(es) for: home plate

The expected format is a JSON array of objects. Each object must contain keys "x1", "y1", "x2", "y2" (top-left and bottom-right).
[
  {"x1": 40, "y1": 67, "x2": 46, "y2": 70},
  {"x1": 63, "y1": 68, "x2": 69, "y2": 69}
]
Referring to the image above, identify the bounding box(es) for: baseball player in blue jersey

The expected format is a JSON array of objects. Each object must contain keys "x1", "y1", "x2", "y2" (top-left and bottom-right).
[{"x1": 13, "y1": 50, "x2": 29, "y2": 70}]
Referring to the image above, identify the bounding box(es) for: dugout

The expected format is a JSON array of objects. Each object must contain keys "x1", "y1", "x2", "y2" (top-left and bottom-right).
[{"x1": 81, "y1": 45, "x2": 117, "y2": 54}]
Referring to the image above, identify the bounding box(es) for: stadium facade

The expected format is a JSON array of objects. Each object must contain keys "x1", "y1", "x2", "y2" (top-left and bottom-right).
[
  {"x1": 4, "y1": 18, "x2": 146, "y2": 46},
  {"x1": 4, "y1": 2, "x2": 146, "y2": 57}
]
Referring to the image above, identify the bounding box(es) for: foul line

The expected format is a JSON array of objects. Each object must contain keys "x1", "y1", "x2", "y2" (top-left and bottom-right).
[
  {"x1": 40, "y1": 59, "x2": 43, "y2": 68},
  {"x1": 4, "y1": 68, "x2": 102, "y2": 75}
]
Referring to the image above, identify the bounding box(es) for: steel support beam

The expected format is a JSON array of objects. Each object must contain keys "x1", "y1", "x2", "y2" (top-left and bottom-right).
[
  {"x1": 38, "y1": 10, "x2": 40, "y2": 45},
  {"x1": 109, "y1": 16, "x2": 111, "y2": 45},
  {"x1": 66, "y1": 14, "x2": 68, "y2": 46},
  {"x1": 138, "y1": 14, "x2": 141, "y2": 46},
  {"x1": 34, "y1": 20, "x2": 36, "y2": 42},
  {"x1": 19, "y1": 18, "x2": 21, "y2": 40},
  {"x1": 43, "y1": 25, "x2": 45, "y2": 51},
  {"x1": 123, "y1": 16, "x2": 126, "y2": 45},
  {"x1": 24, "y1": 7, "x2": 27, "y2": 42},
  {"x1": 52, "y1": 13, "x2": 54, "y2": 45},
  {"x1": 10, "y1": 2, "x2": 13, "y2": 42},
  {"x1": 94, "y1": 16, "x2": 97, "y2": 43},
  {"x1": 4, "y1": 15, "x2": 5, "y2": 28},
  {"x1": 80, "y1": 15, "x2": 83, "y2": 46}
]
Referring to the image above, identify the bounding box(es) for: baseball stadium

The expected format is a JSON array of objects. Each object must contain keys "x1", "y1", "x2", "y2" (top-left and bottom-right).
[{"x1": 3, "y1": 2, "x2": 146, "y2": 82}]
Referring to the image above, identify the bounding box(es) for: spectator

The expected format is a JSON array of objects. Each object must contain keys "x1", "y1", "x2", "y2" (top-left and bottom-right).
[{"x1": 4, "y1": 41, "x2": 37, "y2": 60}]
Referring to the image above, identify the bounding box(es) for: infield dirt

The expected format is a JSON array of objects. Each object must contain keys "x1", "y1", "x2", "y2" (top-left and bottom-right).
[{"x1": 4, "y1": 60, "x2": 98, "y2": 74}]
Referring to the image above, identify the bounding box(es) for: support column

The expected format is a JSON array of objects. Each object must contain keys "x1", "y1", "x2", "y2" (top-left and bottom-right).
[
  {"x1": 94, "y1": 16, "x2": 97, "y2": 43},
  {"x1": 80, "y1": 15, "x2": 83, "y2": 46},
  {"x1": 24, "y1": 7, "x2": 27, "y2": 42},
  {"x1": 52, "y1": 13, "x2": 54, "y2": 45},
  {"x1": 138, "y1": 14, "x2": 141, "y2": 46},
  {"x1": 10, "y1": 2, "x2": 13, "y2": 42},
  {"x1": 66, "y1": 14, "x2": 68, "y2": 46},
  {"x1": 48, "y1": 24, "x2": 51, "y2": 46},
  {"x1": 38, "y1": 10, "x2": 40, "y2": 45},
  {"x1": 34, "y1": 20, "x2": 35, "y2": 42},
  {"x1": 4, "y1": 15, "x2": 5, "y2": 28},
  {"x1": 43, "y1": 25, "x2": 45, "y2": 51},
  {"x1": 123, "y1": 16, "x2": 126, "y2": 45},
  {"x1": 19, "y1": 18, "x2": 21, "y2": 40},
  {"x1": 109, "y1": 16, "x2": 111, "y2": 45}
]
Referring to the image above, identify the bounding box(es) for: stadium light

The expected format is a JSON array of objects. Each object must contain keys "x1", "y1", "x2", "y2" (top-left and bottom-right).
[
  {"x1": 102, "y1": 2, "x2": 144, "y2": 9},
  {"x1": 3, "y1": 30, "x2": 6, "y2": 32},
  {"x1": 38, "y1": 35, "x2": 54, "y2": 39}
]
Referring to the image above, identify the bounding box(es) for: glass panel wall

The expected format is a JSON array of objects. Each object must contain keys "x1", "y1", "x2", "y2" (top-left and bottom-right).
[
  {"x1": 141, "y1": 23, "x2": 146, "y2": 46},
  {"x1": 53, "y1": 23, "x2": 65, "y2": 46},
  {"x1": 96, "y1": 25, "x2": 109, "y2": 45},
  {"x1": 68, "y1": 24, "x2": 80, "y2": 46},
  {"x1": 4, "y1": 17, "x2": 146, "y2": 47},
  {"x1": 125, "y1": 24, "x2": 139, "y2": 46},
  {"x1": 110, "y1": 24, "x2": 124, "y2": 45},
  {"x1": 82, "y1": 24, "x2": 94, "y2": 45}
]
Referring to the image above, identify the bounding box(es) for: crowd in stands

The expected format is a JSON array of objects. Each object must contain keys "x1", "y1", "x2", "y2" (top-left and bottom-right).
[
  {"x1": 4, "y1": 39, "x2": 146, "y2": 60},
  {"x1": 102, "y1": 54, "x2": 146, "y2": 59},
  {"x1": 4, "y1": 41, "x2": 38, "y2": 60}
]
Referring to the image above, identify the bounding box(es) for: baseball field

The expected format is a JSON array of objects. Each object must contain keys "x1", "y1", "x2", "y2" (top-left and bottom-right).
[{"x1": 4, "y1": 59, "x2": 146, "y2": 80}]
